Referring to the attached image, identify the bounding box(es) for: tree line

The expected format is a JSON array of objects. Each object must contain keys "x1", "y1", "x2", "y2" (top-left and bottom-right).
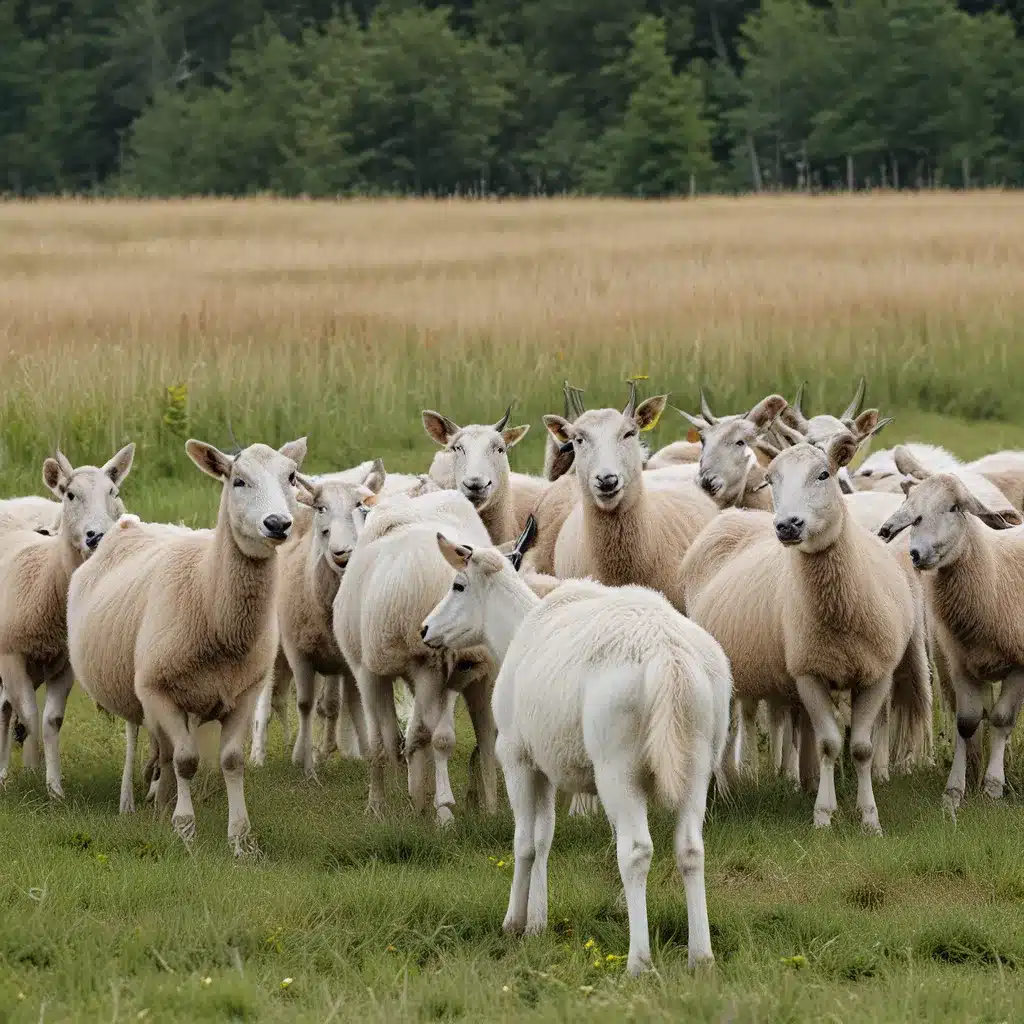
[{"x1": 3, "y1": 0, "x2": 1023, "y2": 197}]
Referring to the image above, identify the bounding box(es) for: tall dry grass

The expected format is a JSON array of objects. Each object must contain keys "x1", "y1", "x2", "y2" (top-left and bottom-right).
[{"x1": 2, "y1": 193, "x2": 1023, "y2": 493}]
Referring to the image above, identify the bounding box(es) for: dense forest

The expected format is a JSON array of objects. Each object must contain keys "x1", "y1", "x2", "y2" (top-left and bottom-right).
[{"x1": 3, "y1": 0, "x2": 1023, "y2": 196}]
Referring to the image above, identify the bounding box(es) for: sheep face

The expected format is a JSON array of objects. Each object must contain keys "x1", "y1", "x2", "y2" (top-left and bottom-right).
[
  {"x1": 422, "y1": 410, "x2": 529, "y2": 512},
  {"x1": 544, "y1": 397, "x2": 666, "y2": 512},
  {"x1": 878, "y1": 474, "x2": 1021, "y2": 569},
  {"x1": 681, "y1": 394, "x2": 786, "y2": 507},
  {"x1": 421, "y1": 536, "x2": 507, "y2": 652},
  {"x1": 766, "y1": 434, "x2": 859, "y2": 553},
  {"x1": 43, "y1": 444, "x2": 135, "y2": 557},
  {"x1": 301, "y1": 462, "x2": 385, "y2": 572},
  {"x1": 186, "y1": 438, "x2": 307, "y2": 559}
]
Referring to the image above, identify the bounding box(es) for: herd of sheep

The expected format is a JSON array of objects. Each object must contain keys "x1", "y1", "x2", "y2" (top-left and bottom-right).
[{"x1": 1, "y1": 378, "x2": 1023, "y2": 974}]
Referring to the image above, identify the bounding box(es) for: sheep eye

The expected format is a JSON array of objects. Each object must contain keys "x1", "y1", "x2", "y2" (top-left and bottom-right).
[
  {"x1": 453, "y1": 444, "x2": 464, "y2": 455},
  {"x1": 316, "y1": 505, "x2": 327, "y2": 515},
  {"x1": 818, "y1": 470, "x2": 830, "y2": 481},
  {"x1": 496, "y1": 446, "x2": 506, "y2": 455},
  {"x1": 573, "y1": 437, "x2": 583, "y2": 446},
  {"x1": 623, "y1": 430, "x2": 637, "y2": 440},
  {"x1": 861, "y1": 470, "x2": 873, "y2": 477},
  {"x1": 949, "y1": 504, "x2": 958, "y2": 514},
  {"x1": 736, "y1": 439, "x2": 745, "y2": 446},
  {"x1": 233, "y1": 478, "x2": 246, "y2": 488},
  {"x1": 452, "y1": 582, "x2": 465, "y2": 592},
  {"x1": 109, "y1": 487, "x2": 117, "y2": 497},
  {"x1": 66, "y1": 491, "x2": 75, "y2": 501},
  {"x1": 289, "y1": 472, "x2": 296, "y2": 485}
]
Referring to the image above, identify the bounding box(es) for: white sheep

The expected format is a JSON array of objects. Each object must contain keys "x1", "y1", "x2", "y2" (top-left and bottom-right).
[
  {"x1": 0, "y1": 445, "x2": 135, "y2": 797},
  {"x1": 421, "y1": 534, "x2": 731, "y2": 975},
  {"x1": 67, "y1": 437, "x2": 306, "y2": 850},
  {"x1": 854, "y1": 442, "x2": 960, "y2": 487},
  {"x1": 333, "y1": 486, "x2": 497, "y2": 823},
  {"x1": 682, "y1": 432, "x2": 928, "y2": 833},
  {"x1": 878, "y1": 457, "x2": 1024, "y2": 811},
  {"x1": 422, "y1": 405, "x2": 539, "y2": 544},
  {"x1": 543, "y1": 388, "x2": 718, "y2": 611},
  {"x1": 0, "y1": 496, "x2": 62, "y2": 536}
]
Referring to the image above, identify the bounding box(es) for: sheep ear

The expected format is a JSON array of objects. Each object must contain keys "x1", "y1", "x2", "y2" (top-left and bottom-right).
[
  {"x1": 900, "y1": 477, "x2": 917, "y2": 497},
  {"x1": 279, "y1": 437, "x2": 307, "y2": 467},
  {"x1": 746, "y1": 394, "x2": 787, "y2": 428},
  {"x1": 186, "y1": 440, "x2": 234, "y2": 480},
  {"x1": 43, "y1": 454, "x2": 69, "y2": 496},
  {"x1": 503, "y1": 424, "x2": 530, "y2": 449},
  {"x1": 436, "y1": 532, "x2": 472, "y2": 570},
  {"x1": 826, "y1": 431, "x2": 859, "y2": 471},
  {"x1": 782, "y1": 383, "x2": 810, "y2": 431},
  {"x1": 102, "y1": 443, "x2": 135, "y2": 484},
  {"x1": 850, "y1": 409, "x2": 879, "y2": 435},
  {"x1": 423, "y1": 411, "x2": 460, "y2": 447},
  {"x1": 634, "y1": 395, "x2": 667, "y2": 432},
  {"x1": 543, "y1": 415, "x2": 574, "y2": 446},
  {"x1": 893, "y1": 446, "x2": 929, "y2": 480},
  {"x1": 753, "y1": 437, "x2": 781, "y2": 462},
  {"x1": 363, "y1": 458, "x2": 386, "y2": 495},
  {"x1": 963, "y1": 493, "x2": 1023, "y2": 529},
  {"x1": 294, "y1": 473, "x2": 319, "y2": 507}
]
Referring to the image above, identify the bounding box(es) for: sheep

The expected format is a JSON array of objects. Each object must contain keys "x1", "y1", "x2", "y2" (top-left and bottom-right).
[
  {"x1": 0, "y1": 496, "x2": 62, "y2": 536},
  {"x1": 422, "y1": 404, "x2": 539, "y2": 545},
  {"x1": 645, "y1": 439, "x2": 702, "y2": 470},
  {"x1": 878, "y1": 458, "x2": 1024, "y2": 812},
  {"x1": 853, "y1": 443, "x2": 961, "y2": 488},
  {"x1": 333, "y1": 486, "x2": 497, "y2": 824},
  {"x1": 543, "y1": 386, "x2": 718, "y2": 611},
  {"x1": 682, "y1": 431, "x2": 928, "y2": 833},
  {"x1": 965, "y1": 450, "x2": 1024, "y2": 512},
  {"x1": 0, "y1": 445, "x2": 135, "y2": 797},
  {"x1": 420, "y1": 533, "x2": 731, "y2": 974},
  {"x1": 67, "y1": 437, "x2": 306, "y2": 850}
]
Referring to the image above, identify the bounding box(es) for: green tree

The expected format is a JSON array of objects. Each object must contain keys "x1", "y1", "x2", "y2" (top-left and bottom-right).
[{"x1": 591, "y1": 16, "x2": 713, "y2": 196}]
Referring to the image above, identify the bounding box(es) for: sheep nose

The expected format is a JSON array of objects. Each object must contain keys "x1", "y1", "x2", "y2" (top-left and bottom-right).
[
  {"x1": 263, "y1": 514, "x2": 292, "y2": 539},
  {"x1": 463, "y1": 477, "x2": 489, "y2": 493},
  {"x1": 910, "y1": 547, "x2": 922, "y2": 567},
  {"x1": 775, "y1": 516, "x2": 804, "y2": 542},
  {"x1": 595, "y1": 473, "x2": 620, "y2": 493},
  {"x1": 698, "y1": 473, "x2": 719, "y2": 496},
  {"x1": 331, "y1": 547, "x2": 351, "y2": 566},
  {"x1": 85, "y1": 530, "x2": 103, "y2": 549},
  {"x1": 420, "y1": 624, "x2": 429, "y2": 639}
]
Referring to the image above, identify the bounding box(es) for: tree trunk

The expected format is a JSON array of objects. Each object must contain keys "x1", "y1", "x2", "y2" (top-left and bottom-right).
[{"x1": 847, "y1": 154, "x2": 854, "y2": 192}]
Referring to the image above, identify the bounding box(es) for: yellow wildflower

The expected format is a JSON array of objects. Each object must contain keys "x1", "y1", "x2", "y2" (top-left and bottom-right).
[{"x1": 584, "y1": 938, "x2": 596, "y2": 950}]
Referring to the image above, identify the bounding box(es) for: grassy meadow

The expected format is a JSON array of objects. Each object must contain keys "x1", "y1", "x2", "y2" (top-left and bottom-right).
[{"x1": 2, "y1": 194, "x2": 1024, "y2": 1021}]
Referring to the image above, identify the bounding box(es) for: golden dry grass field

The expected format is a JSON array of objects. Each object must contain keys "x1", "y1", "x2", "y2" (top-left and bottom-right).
[{"x1": 2, "y1": 194, "x2": 1024, "y2": 1023}]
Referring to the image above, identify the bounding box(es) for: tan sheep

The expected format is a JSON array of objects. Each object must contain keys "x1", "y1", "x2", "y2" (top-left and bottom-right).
[
  {"x1": 0, "y1": 445, "x2": 135, "y2": 797},
  {"x1": 0, "y1": 496, "x2": 62, "y2": 536},
  {"x1": 964, "y1": 450, "x2": 1024, "y2": 512},
  {"x1": 878, "y1": 459, "x2": 1024, "y2": 811},
  {"x1": 682, "y1": 432, "x2": 927, "y2": 832},
  {"x1": 67, "y1": 437, "x2": 306, "y2": 851}
]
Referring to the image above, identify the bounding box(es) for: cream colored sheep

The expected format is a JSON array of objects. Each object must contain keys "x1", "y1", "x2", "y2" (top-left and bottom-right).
[
  {"x1": 0, "y1": 496, "x2": 62, "y2": 536},
  {"x1": 333, "y1": 487, "x2": 497, "y2": 823},
  {"x1": 965, "y1": 450, "x2": 1024, "y2": 512},
  {"x1": 67, "y1": 437, "x2": 306, "y2": 851},
  {"x1": 853, "y1": 443, "x2": 960, "y2": 489},
  {"x1": 682, "y1": 432, "x2": 927, "y2": 832},
  {"x1": 878, "y1": 460, "x2": 1024, "y2": 811},
  {"x1": 544, "y1": 390, "x2": 718, "y2": 611},
  {"x1": 421, "y1": 535, "x2": 731, "y2": 974},
  {"x1": 0, "y1": 445, "x2": 135, "y2": 797}
]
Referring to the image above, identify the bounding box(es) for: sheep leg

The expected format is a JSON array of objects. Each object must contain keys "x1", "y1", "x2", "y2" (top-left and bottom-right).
[
  {"x1": 151, "y1": 728, "x2": 175, "y2": 811},
  {"x1": 463, "y1": 676, "x2": 498, "y2": 813},
  {"x1": 119, "y1": 721, "x2": 139, "y2": 814},
  {"x1": 767, "y1": 700, "x2": 789, "y2": 775},
  {"x1": 850, "y1": 679, "x2": 892, "y2": 835},
  {"x1": 594, "y1": 756, "x2": 653, "y2": 975},
  {"x1": 676, "y1": 739, "x2": 715, "y2": 970},
  {"x1": 781, "y1": 706, "x2": 800, "y2": 787},
  {"x1": 41, "y1": 665, "x2": 74, "y2": 799},
  {"x1": 497, "y1": 735, "x2": 540, "y2": 935},
  {"x1": 339, "y1": 669, "x2": 367, "y2": 759},
  {"x1": 315, "y1": 674, "x2": 341, "y2": 763},
  {"x1": 356, "y1": 667, "x2": 399, "y2": 817},
  {"x1": 250, "y1": 674, "x2": 275, "y2": 767},
  {"x1": 290, "y1": 657, "x2": 318, "y2": 777},
  {"x1": 138, "y1": 687, "x2": 199, "y2": 843},
  {"x1": 738, "y1": 697, "x2": 759, "y2": 780},
  {"x1": 872, "y1": 698, "x2": 891, "y2": 783},
  {"x1": 0, "y1": 655, "x2": 38, "y2": 772},
  {"x1": 221, "y1": 686, "x2": 261, "y2": 856},
  {"x1": 795, "y1": 675, "x2": 842, "y2": 828},
  {"x1": 404, "y1": 688, "x2": 431, "y2": 814},
  {"x1": 944, "y1": 675, "x2": 985, "y2": 813},
  {"x1": 725, "y1": 698, "x2": 743, "y2": 777},
  {"x1": 0, "y1": 688, "x2": 14, "y2": 785},
  {"x1": 983, "y1": 670, "x2": 1024, "y2": 800},
  {"x1": 430, "y1": 690, "x2": 459, "y2": 826}
]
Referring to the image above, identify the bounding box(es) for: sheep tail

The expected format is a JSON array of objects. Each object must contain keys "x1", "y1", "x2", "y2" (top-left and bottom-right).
[{"x1": 642, "y1": 651, "x2": 693, "y2": 809}]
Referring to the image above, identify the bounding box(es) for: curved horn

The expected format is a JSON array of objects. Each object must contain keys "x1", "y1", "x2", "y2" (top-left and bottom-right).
[
  {"x1": 623, "y1": 379, "x2": 638, "y2": 420},
  {"x1": 493, "y1": 402, "x2": 514, "y2": 432},
  {"x1": 793, "y1": 382, "x2": 806, "y2": 419},
  {"x1": 699, "y1": 388, "x2": 717, "y2": 425},
  {"x1": 225, "y1": 412, "x2": 243, "y2": 455},
  {"x1": 841, "y1": 377, "x2": 867, "y2": 422},
  {"x1": 563, "y1": 381, "x2": 586, "y2": 421},
  {"x1": 506, "y1": 514, "x2": 538, "y2": 572}
]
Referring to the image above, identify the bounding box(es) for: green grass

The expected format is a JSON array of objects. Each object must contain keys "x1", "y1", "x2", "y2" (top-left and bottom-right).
[{"x1": 2, "y1": 688, "x2": 1024, "y2": 1023}]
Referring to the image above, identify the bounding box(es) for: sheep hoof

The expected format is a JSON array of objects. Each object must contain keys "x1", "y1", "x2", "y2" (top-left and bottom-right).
[
  {"x1": 983, "y1": 776, "x2": 1004, "y2": 800},
  {"x1": 689, "y1": 954, "x2": 716, "y2": 974},
  {"x1": 627, "y1": 956, "x2": 653, "y2": 977},
  {"x1": 365, "y1": 800, "x2": 385, "y2": 820},
  {"x1": 522, "y1": 920, "x2": 546, "y2": 937},
  {"x1": 942, "y1": 788, "x2": 963, "y2": 815},
  {"x1": 249, "y1": 750, "x2": 266, "y2": 767},
  {"x1": 119, "y1": 794, "x2": 136, "y2": 815},
  {"x1": 172, "y1": 814, "x2": 196, "y2": 845},
  {"x1": 813, "y1": 809, "x2": 833, "y2": 828},
  {"x1": 230, "y1": 829, "x2": 259, "y2": 859},
  {"x1": 46, "y1": 780, "x2": 65, "y2": 801},
  {"x1": 860, "y1": 812, "x2": 882, "y2": 835},
  {"x1": 0, "y1": 769, "x2": 8, "y2": 788},
  {"x1": 435, "y1": 805, "x2": 455, "y2": 828},
  {"x1": 501, "y1": 917, "x2": 525, "y2": 936}
]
